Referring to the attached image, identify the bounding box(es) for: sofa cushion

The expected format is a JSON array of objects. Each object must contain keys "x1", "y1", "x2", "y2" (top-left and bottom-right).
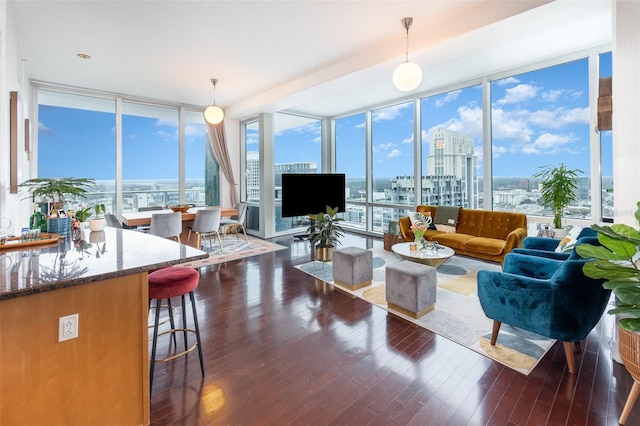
[
  {"x1": 463, "y1": 237, "x2": 506, "y2": 256},
  {"x1": 435, "y1": 224, "x2": 456, "y2": 233},
  {"x1": 430, "y1": 232, "x2": 474, "y2": 250}
]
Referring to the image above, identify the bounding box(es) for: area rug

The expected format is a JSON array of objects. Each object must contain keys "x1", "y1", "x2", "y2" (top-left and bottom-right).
[
  {"x1": 182, "y1": 235, "x2": 287, "y2": 268},
  {"x1": 294, "y1": 249, "x2": 555, "y2": 375}
]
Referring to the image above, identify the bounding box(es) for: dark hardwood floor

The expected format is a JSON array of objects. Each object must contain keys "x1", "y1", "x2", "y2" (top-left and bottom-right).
[{"x1": 149, "y1": 234, "x2": 638, "y2": 425}]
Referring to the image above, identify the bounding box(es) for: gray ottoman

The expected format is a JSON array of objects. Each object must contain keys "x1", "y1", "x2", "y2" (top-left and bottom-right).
[
  {"x1": 385, "y1": 260, "x2": 437, "y2": 318},
  {"x1": 332, "y1": 246, "x2": 373, "y2": 291}
]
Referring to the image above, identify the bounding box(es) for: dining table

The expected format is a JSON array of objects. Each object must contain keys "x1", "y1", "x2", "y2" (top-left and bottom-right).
[{"x1": 120, "y1": 206, "x2": 237, "y2": 248}]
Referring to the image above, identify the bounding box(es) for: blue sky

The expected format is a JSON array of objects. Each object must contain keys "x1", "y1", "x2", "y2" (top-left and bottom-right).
[{"x1": 39, "y1": 53, "x2": 611, "y2": 181}]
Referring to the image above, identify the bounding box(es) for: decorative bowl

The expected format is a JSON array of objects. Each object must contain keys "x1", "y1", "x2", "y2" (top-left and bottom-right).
[{"x1": 169, "y1": 204, "x2": 194, "y2": 213}]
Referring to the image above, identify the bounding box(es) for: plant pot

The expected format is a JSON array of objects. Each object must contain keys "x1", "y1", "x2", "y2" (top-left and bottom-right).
[
  {"x1": 89, "y1": 218, "x2": 105, "y2": 232},
  {"x1": 315, "y1": 246, "x2": 334, "y2": 262},
  {"x1": 552, "y1": 227, "x2": 567, "y2": 239},
  {"x1": 617, "y1": 323, "x2": 640, "y2": 424},
  {"x1": 47, "y1": 217, "x2": 71, "y2": 237}
]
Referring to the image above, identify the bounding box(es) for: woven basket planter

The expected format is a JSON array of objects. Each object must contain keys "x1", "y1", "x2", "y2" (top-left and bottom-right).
[{"x1": 617, "y1": 323, "x2": 640, "y2": 424}]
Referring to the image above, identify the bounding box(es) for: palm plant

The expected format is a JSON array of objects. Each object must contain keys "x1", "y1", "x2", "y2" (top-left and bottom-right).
[
  {"x1": 533, "y1": 163, "x2": 582, "y2": 229},
  {"x1": 19, "y1": 177, "x2": 96, "y2": 211}
]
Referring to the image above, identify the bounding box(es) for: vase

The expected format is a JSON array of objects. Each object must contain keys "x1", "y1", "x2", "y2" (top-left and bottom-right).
[{"x1": 414, "y1": 235, "x2": 424, "y2": 250}]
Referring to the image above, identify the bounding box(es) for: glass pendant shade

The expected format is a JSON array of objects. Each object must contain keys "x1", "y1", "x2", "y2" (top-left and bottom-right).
[
  {"x1": 393, "y1": 61, "x2": 423, "y2": 92},
  {"x1": 204, "y1": 105, "x2": 224, "y2": 124}
]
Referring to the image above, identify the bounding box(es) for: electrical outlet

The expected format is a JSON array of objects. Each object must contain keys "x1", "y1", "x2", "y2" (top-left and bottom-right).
[{"x1": 58, "y1": 313, "x2": 79, "y2": 342}]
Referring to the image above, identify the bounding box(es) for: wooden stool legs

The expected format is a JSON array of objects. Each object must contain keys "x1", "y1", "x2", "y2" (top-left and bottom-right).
[{"x1": 620, "y1": 380, "x2": 640, "y2": 425}]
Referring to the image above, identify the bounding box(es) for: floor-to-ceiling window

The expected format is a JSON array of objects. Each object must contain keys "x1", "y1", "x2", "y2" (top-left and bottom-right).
[
  {"x1": 490, "y1": 58, "x2": 590, "y2": 222},
  {"x1": 420, "y1": 85, "x2": 482, "y2": 209},
  {"x1": 274, "y1": 112, "x2": 322, "y2": 232},
  {"x1": 371, "y1": 101, "x2": 415, "y2": 232},
  {"x1": 37, "y1": 91, "x2": 116, "y2": 213},
  {"x1": 335, "y1": 112, "x2": 366, "y2": 230},
  {"x1": 37, "y1": 88, "x2": 219, "y2": 214},
  {"x1": 185, "y1": 110, "x2": 218, "y2": 207},
  {"x1": 122, "y1": 102, "x2": 179, "y2": 210},
  {"x1": 243, "y1": 119, "x2": 260, "y2": 232}
]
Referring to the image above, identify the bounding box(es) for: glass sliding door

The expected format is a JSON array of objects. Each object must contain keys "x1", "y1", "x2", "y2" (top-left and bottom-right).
[
  {"x1": 122, "y1": 102, "x2": 179, "y2": 211},
  {"x1": 244, "y1": 119, "x2": 260, "y2": 231}
]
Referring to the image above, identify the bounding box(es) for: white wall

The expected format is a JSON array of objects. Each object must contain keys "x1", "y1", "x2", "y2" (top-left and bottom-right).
[
  {"x1": 612, "y1": 1, "x2": 640, "y2": 225},
  {"x1": 0, "y1": 2, "x2": 33, "y2": 234}
]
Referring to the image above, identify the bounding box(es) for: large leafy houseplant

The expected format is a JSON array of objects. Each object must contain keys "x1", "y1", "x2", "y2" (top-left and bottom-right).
[
  {"x1": 577, "y1": 201, "x2": 640, "y2": 332},
  {"x1": 307, "y1": 206, "x2": 344, "y2": 262},
  {"x1": 307, "y1": 206, "x2": 344, "y2": 249},
  {"x1": 533, "y1": 163, "x2": 582, "y2": 229}
]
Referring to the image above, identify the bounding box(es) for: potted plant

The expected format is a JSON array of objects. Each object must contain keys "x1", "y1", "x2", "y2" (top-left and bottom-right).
[
  {"x1": 19, "y1": 177, "x2": 96, "y2": 235},
  {"x1": 533, "y1": 163, "x2": 582, "y2": 234},
  {"x1": 19, "y1": 177, "x2": 96, "y2": 213},
  {"x1": 307, "y1": 205, "x2": 345, "y2": 262},
  {"x1": 88, "y1": 203, "x2": 107, "y2": 231},
  {"x1": 576, "y1": 201, "x2": 640, "y2": 425}
]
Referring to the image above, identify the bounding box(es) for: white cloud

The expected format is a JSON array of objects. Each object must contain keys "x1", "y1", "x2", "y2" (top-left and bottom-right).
[
  {"x1": 428, "y1": 104, "x2": 483, "y2": 142},
  {"x1": 372, "y1": 102, "x2": 411, "y2": 122},
  {"x1": 541, "y1": 89, "x2": 563, "y2": 102},
  {"x1": 529, "y1": 107, "x2": 589, "y2": 128},
  {"x1": 522, "y1": 132, "x2": 578, "y2": 155},
  {"x1": 246, "y1": 134, "x2": 258, "y2": 145},
  {"x1": 492, "y1": 144, "x2": 508, "y2": 159},
  {"x1": 496, "y1": 77, "x2": 520, "y2": 86},
  {"x1": 379, "y1": 142, "x2": 394, "y2": 151},
  {"x1": 497, "y1": 83, "x2": 538, "y2": 105},
  {"x1": 388, "y1": 149, "x2": 402, "y2": 158},
  {"x1": 435, "y1": 90, "x2": 462, "y2": 107},
  {"x1": 421, "y1": 129, "x2": 428, "y2": 144},
  {"x1": 38, "y1": 121, "x2": 54, "y2": 136},
  {"x1": 402, "y1": 134, "x2": 414, "y2": 144}
]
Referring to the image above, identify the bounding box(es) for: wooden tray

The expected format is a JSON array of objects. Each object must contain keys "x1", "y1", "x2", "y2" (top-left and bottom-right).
[{"x1": 0, "y1": 233, "x2": 60, "y2": 251}]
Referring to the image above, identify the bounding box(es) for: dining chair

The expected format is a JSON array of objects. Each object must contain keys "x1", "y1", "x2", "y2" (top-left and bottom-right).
[
  {"x1": 138, "y1": 206, "x2": 163, "y2": 212},
  {"x1": 187, "y1": 208, "x2": 223, "y2": 249},
  {"x1": 104, "y1": 213, "x2": 122, "y2": 228},
  {"x1": 220, "y1": 202, "x2": 248, "y2": 241},
  {"x1": 150, "y1": 212, "x2": 182, "y2": 243}
]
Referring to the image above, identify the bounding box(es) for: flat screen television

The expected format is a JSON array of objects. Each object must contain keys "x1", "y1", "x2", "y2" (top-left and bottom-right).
[{"x1": 281, "y1": 173, "x2": 346, "y2": 217}]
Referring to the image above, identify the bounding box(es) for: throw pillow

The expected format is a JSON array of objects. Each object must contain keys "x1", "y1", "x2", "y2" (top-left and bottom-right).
[
  {"x1": 554, "y1": 225, "x2": 583, "y2": 253},
  {"x1": 408, "y1": 211, "x2": 435, "y2": 229},
  {"x1": 435, "y1": 224, "x2": 456, "y2": 233}
]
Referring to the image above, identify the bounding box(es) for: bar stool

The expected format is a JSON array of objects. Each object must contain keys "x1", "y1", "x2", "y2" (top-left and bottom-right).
[{"x1": 148, "y1": 266, "x2": 205, "y2": 395}]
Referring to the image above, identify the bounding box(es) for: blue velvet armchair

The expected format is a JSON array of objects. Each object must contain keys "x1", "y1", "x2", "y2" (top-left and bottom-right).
[
  {"x1": 477, "y1": 242, "x2": 610, "y2": 373},
  {"x1": 510, "y1": 227, "x2": 597, "y2": 261}
]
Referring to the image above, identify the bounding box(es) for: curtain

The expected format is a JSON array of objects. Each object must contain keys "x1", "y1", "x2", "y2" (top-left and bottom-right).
[{"x1": 204, "y1": 118, "x2": 239, "y2": 207}]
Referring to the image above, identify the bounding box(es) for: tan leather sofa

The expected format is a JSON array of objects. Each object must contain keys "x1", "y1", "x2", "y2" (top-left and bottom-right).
[{"x1": 399, "y1": 206, "x2": 527, "y2": 263}]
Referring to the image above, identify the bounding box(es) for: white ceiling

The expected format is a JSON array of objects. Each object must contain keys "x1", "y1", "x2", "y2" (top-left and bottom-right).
[{"x1": 9, "y1": 0, "x2": 612, "y2": 119}]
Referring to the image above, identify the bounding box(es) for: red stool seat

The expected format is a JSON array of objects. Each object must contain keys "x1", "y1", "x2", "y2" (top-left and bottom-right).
[
  {"x1": 148, "y1": 266, "x2": 204, "y2": 397},
  {"x1": 149, "y1": 266, "x2": 199, "y2": 299}
]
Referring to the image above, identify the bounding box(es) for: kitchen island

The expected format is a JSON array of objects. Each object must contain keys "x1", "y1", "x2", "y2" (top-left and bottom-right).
[{"x1": 0, "y1": 227, "x2": 208, "y2": 425}]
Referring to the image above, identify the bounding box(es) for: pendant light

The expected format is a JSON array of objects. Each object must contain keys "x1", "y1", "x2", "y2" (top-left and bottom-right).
[
  {"x1": 204, "y1": 78, "x2": 225, "y2": 124},
  {"x1": 392, "y1": 17, "x2": 423, "y2": 92}
]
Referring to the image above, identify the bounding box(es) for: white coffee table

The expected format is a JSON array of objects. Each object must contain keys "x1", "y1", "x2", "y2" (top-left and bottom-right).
[{"x1": 391, "y1": 242, "x2": 455, "y2": 267}]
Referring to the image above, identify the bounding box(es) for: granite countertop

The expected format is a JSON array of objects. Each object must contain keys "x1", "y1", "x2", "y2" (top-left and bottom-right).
[{"x1": 0, "y1": 227, "x2": 208, "y2": 300}]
